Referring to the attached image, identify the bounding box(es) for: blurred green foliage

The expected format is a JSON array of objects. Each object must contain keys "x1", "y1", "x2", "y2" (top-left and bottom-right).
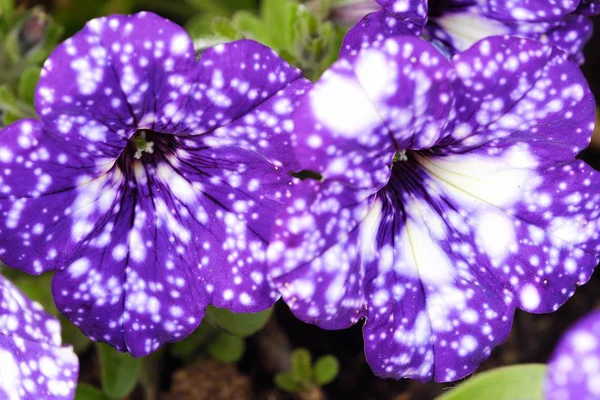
[
  {"x1": 0, "y1": 1, "x2": 62, "y2": 124},
  {"x1": 189, "y1": 0, "x2": 345, "y2": 80}
]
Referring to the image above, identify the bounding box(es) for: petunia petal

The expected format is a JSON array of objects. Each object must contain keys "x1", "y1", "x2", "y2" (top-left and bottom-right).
[
  {"x1": 268, "y1": 179, "x2": 374, "y2": 329},
  {"x1": 186, "y1": 40, "x2": 305, "y2": 133},
  {"x1": 544, "y1": 14, "x2": 594, "y2": 65},
  {"x1": 0, "y1": 335, "x2": 78, "y2": 400},
  {"x1": 206, "y1": 78, "x2": 312, "y2": 170},
  {"x1": 35, "y1": 18, "x2": 136, "y2": 161},
  {"x1": 469, "y1": 0, "x2": 579, "y2": 22},
  {"x1": 376, "y1": 0, "x2": 428, "y2": 33},
  {"x1": 0, "y1": 274, "x2": 78, "y2": 399},
  {"x1": 36, "y1": 12, "x2": 304, "y2": 140},
  {"x1": 0, "y1": 274, "x2": 62, "y2": 347},
  {"x1": 362, "y1": 172, "x2": 514, "y2": 381},
  {"x1": 292, "y1": 58, "x2": 392, "y2": 189},
  {"x1": 340, "y1": 9, "x2": 422, "y2": 58},
  {"x1": 36, "y1": 12, "x2": 198, "y2": 139},
  {"x1": 53, "y1": 166, "x2": 209, "y2": 355},
  {"x1": 0, "y1": 119, "x2": 107, "y2": 275},
  {"x1": 447, "y1": 35, "x2": 595, "y2": 163},
  {"x1": 428, "y1": 8, "x2": 595, "y2": 64},
  {"x1": 546, "y1": 309, "x2": 600, "y2": 400},
  {"x1": 79, "y1": 12, "x2": 196, "y2": 134},
  {"x1": 295, "y1": 36, "x2": 453, "y2": 190}
]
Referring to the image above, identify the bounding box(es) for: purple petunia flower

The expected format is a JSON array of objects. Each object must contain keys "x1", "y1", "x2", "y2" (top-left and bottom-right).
[
  {"x1": 0, "y1": 12, "x2": 310, "y2": 356},
  {"x1": 0, "y1": 274, "x2": 78, "y2": 399},
  {"x1": 267, "y1": 33, "x2": 600, "y2": 382},
  {"x1": 338, "y1": 0, "x2": 599, "y2": 64}
]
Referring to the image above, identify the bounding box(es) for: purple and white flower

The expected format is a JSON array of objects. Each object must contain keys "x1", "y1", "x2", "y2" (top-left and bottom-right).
[
  {"x1": 0, "y1": 12, "x2": 310, "y2": 356},
  {"x1": 0, "y1": 274, "x2": 78, "y2": 399},
  {"x1": 267, "y1": 34, "x2": 600, "y2": 382},
  {"x1": 338, "y1": 0, "x2": 599, "y2": 64},
  {"x1": 546, "y1": 309, "x2": 600, "y2": 399}
]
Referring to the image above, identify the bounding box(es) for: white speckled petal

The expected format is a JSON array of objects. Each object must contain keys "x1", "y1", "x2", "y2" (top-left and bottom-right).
[
  {"x1": 0, "y1": 274, "x2": 78, "y2": 400},
  {"x1": 448, "y1": 36, "x2": 595, "y2": 163},
  {"x1": 268, "y1": 178, "x2": 374, "y2": 329},
  {"x1": 340, "y1": 1, "x2": 427, "y2": 58},
  {"x1": 427, "y1": 5, "x2": 595, "y2": 65},
  {"x1": 0, "y1": 119, "x2": 93, "y2": 275},
  {"x1": 473, "y1": 0, "x2": 579, "y2": 22},
  {"x1": 346, "y1": 0, "x2": 595, "y2": 65},
  {"x1": 294, "y1": 36, "x2": 453, "y2": 191}
]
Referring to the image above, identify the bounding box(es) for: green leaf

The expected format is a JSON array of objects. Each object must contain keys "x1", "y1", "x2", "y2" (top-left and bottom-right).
[
  {"x1": 3, "y1": 25, "x2": 20, "y2": 63},
  {"x1": 206, "y1": 332, "x2": 245, "y2": 363},
  {"x1": 436, "y1": 364, "x2": 548, "y2": 400},
  {"x1": 0, "y1": 0, "x2": 14, "y2": 19},
  {"x1": 260, "y1": 0, "x2": 293, "y2": 49},
  {"x1": 0, "y1": 86, "x2": 37, "y2": 119},
  {"x1": 274, "y1": 371, "x2": 302, "y2": 393},
  {"x1": 17, "y1": 66, "x2": 40, "y2": 106},
  {"x1": 291, "y1": 348, "x2": 312, "y2": 383},
  {"x1": 61, "y1": 318, "x2": 92, "y2": 354},
  {"x1": 205, "y1": 306, "x2": 272, "y2": 337},
  {"x1": 231, "y1": 11, "x2": 264, "y2": 40},
  {"x1": 211, "y1": 17, "x2": 243, "y2": 40},
  {"x1": 74, "y1": 384, "x2": 110, "y2": 400},
  {"x1": 313, "y1": 355, "x2": 340, "y2": 386},
  {"x1": 97, "y1": 343, "x2": 142, "y2": 399},
  {"x1": 170, "y1": 322, "x2": 216, "y2": 360},
  {"x1": 2, "y1": 110, "x2": 20, "y2": 125},
  {"x1": 186, "y1": 12, "x2": 222, "y2": 38}
]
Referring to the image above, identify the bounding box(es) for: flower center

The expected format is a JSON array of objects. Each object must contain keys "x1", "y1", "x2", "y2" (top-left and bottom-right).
[
  {"x1": 132, "y1": 131, "x2": 155, "y2": 159},
  {"x1": 392, "y1": 150, "x2": 408, "y2": 164},
  {"x1": 117, "y1": 130, "x2": 177, "y2": 172}
]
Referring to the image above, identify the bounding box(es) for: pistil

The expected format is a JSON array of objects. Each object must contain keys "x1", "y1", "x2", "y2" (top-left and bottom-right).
[{"x1": 133, "y1": 131, "x2": 155, "y2": 160}]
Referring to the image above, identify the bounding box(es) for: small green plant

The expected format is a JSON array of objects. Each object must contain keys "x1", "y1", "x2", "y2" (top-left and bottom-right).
[{"x1": 275, "y1": 348, "x2": 340, "y2": 393}]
